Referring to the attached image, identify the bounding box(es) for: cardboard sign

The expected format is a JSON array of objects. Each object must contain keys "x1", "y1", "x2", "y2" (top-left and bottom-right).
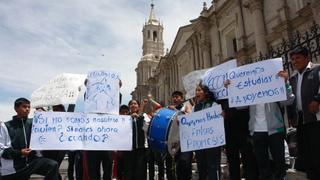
[
  {"x1": 31, "y1": 73, "x2": 86, "y2": 108},
  {"x1": 202, "y1": 60, "x2": 237, "y2": 99},
  {"x1": 182, "y1": 69, "x2": 208, "y2": 99},
  {"x1": 179, "y1": 105, "x2": 225, "y2": 152},
  {"x1": 228, "y1": 58, "x2": 286, "y2": 107},
  {"x1": 84, "y1": 71, "x2": 120, "y2": 114},
  {"x1": 30, "y1": 111, "x2": 132, "y2": 150}
]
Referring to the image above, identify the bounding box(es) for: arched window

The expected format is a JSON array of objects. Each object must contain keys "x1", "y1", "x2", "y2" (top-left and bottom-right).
[
  {"x1": 225, "y1": 29, "x2": 237, "y2": 58},
  {"x1": 153, "y1": 31, "x2": 158, "y2": 41}
]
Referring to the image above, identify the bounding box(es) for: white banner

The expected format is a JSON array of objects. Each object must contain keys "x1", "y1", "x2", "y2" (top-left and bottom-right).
[
  {"x1": 30, "y1": 111, "x2": 132, "y2": 150},
  {"x1": 228, "y1": 58, "x2": 286, "y2": 107},
  {"x1": 84, "y1": 71, "x2": 120, "y2": 114},
  {"x1": 178, "y1": 105, "x2": 225, "y2": 152},
  {"x1": 182, "y1": 69, "x2": 208, "y2": 99},
  {"x1": 31, "y1": 73, "x2": 86, "y2": 108},
  {"x1": 202, "y1": 59, "x2": 237, "y2": 99}
]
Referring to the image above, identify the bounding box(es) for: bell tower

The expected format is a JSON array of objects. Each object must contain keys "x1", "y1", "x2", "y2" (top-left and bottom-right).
[
  {"x1": 132, "y1": 2, "x2": 165, "y2": 102},
  {"x1": 142, "y1": 3, "x2": 164, "y2": 59}
]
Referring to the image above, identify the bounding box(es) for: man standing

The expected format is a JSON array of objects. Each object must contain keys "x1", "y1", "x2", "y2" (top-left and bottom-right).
[
  {"x1": 42, "y1": 104, "x2": 67, "y2": 180},
  {"x1": 167, "y1": 91, "x2": 192, "y2": 180},
  {"x1": 288, "y1": 47, "x2": 320, "y2": 179},
  {"x1": 218, "y1": 100, "x2": 259, "y2": 180},
  {"x1": 0, "y1": 98, "x2": 59, "y2": 180}
]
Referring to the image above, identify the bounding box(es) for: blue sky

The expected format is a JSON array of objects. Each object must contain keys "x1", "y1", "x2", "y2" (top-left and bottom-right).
[{"x1": 0, "y1": 0, "x2": 207, "y2": 121}]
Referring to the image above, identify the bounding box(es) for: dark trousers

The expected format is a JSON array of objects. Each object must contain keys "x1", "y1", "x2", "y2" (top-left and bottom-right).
[
  {"x1": 87, "y1": 151, "x2": 112, "y2": 180},
  {"x1": 42, "y1": 150, "x2": 66, "y2": 166},
  {"x1": 225, "y1": 134, "x2": 258, "y2": 180},
  {"x1": 116, "y1": 152, "x2": 124, "y2": 180},
  {"x1": 252, "y1": 132, "x2": 286, "y2": 180},
  {"x1": 67, "y1": 151, "x2": 76, "y2": 180},
  {"x1": 123, "y1": 148, "x2": 147, "y2": 180},
  {"x1": 42, "y1": 150, "x2": 66, "y2": 180},
  {"x1": 297, "y1": 121, "x2": 320, "y2": 180},
  {"x1": 67, "y1": 151, "x2": 83, "y2": 180},
  {"x1": 148, "y1": 151, "x2": 178, "y2": 180},
  {"x1": 195, "y1": 147, "x2": 221, "y2": 180},
  {"x1": 2, "y1": 157, "x2": 59, "y2": 180},
  {"x1": 295, "y1": 112, "x2": 306, "y2": 171},
  {"x1": 148, "y1": 150, "x2": 156, "y2": 180},
  {"x1": 165, "y1": 155, "x2": 175, "y2": 180},
  {"x1": 148, "y1": 150, "x2": 164, "y2": 180},
  {"x1": 175, "y1": 151, "x2": 192, "y2": 180}
]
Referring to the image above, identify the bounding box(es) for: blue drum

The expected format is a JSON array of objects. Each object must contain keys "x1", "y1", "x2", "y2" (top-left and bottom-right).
[{"x1": 148, "y1": 108, "x2": 182, "y2": 154}]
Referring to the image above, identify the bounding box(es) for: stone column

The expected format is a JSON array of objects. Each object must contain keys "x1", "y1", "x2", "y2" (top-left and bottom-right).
[
  {"x1": 202, "y1": 42, "x2": 212, "y2": 68},
  {"x1": 209, "y1": 16, "x2": 222, "y2": 65},
  {"x1": 312, "y1": 0, "x2": 320, "y2": 25},
  {"x1": 237, "y1": 0, "x2": 247, "y2": 49},
  {"x1": 196, "y1": 33, "x2": 204, "y2": 69},
  {"x1": 169, "y1": 62, "x2": 173, "y2": 93},
  {"x1": 192, "y1": 36, "x2": 200, "y2": 70},
  {"x1": 191, "y1": 39, "x2": 196, "y2": 70},
  {"x1": 247, "y1": 0, "x2": 268, "y2": 55},
  {"x1": 188, "y1": 44, "x2": 196, "y2": 71},
  {"x1": 277, "y1": 0, "x2": 289, "y2": 23}
]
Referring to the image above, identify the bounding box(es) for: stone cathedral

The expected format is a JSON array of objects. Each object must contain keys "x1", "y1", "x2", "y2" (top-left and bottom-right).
[
  {"x1": 131, "y1": 3, "x2": 164, "y2": 102},
  {"x1": 133, "y1": 0, "x2": 320, "y2": 105}
]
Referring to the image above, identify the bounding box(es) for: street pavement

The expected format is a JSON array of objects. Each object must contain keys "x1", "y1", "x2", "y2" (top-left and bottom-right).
[{"x1": 30, "y1": 156, "x2": 308, "y2": 180}]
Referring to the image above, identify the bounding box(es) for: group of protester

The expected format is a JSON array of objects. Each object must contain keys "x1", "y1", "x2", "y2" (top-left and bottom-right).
[{"x1": 0, "y1": 46, "x2": 319, "y2": 180}]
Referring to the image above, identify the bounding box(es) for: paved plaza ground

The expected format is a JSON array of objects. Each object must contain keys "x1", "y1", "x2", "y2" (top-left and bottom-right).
[{"x1": 30, "y1": 156, "x2": 308, "y2": 180}]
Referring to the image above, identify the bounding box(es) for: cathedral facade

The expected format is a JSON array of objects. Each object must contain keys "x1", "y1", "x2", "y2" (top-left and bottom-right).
[{"x1": 133, "y1": 0, "x2": 320, "y2": 104}]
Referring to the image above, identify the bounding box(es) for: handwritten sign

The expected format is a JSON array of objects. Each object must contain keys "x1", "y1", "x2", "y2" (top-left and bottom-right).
[
  {"x1": 228, "y1": 58, "x2": 286, "y2": 107},
  {"x1": 178, "y1": 105, "x2": 225, "y2": 152},
  {"x1": 30, "y1": 111, "x2": 132, "y2": 150},
  {"x1": 31, "y1": 73, "x2": 87, "y2": 108},
  {"x1": 202, "y1": 60, "x2": 237, "y2": 99},
  {"x1": 84, "y1": 71, "x2": 120, "y2": 114},
  {"x1": 182, "y1": 69, "x2": 208, "y2": 99}
]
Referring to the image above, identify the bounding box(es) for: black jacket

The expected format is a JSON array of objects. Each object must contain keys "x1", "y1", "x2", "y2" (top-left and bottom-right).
[
  {"x1": 218, "y1": 99, "x2": 250, "y2": 136},
  {"x1": 288, "y1": 63, "x2": 320, "y2": 125},
  {"x1": 132, "y1": 115, "x2": 146, "y2": 149},
  {"x1": 1, "y1": 116, "x2": 38, "y2": 175}
]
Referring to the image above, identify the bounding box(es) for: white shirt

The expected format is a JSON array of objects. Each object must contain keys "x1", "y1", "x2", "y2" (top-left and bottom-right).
[
  {"x1": 296, "y1": 62, "x2": 312, "y2": 111},
  {"x1": 253, "y1": 103, "x2": 268, "y2": 132}
]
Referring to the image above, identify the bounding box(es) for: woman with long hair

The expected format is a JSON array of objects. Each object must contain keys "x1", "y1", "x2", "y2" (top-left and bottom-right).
[
  {"x1": 194, "y1": 82, "x2": 221, "y2": 180},
  {"x1": 122, "y1": 99, "x2": 147, "y2": 180}
]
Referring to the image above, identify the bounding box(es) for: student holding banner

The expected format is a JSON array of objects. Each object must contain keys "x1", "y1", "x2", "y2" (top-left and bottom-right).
[
  {"x1": 226, "y1": 70, "x2": 294, "y2": 180},
  {"x1": 193, "y1": 83, "x2": 222, "y2": 180},
  {"x1": 122, "y1": 99, "x2": 147, "y2": 180},
  {"x1": 86, "y1": 143, "x2": 113, "y2": 180},
  {"x1": 218, "y1": 100, "x2": 259, "y2": 180},
  {"x1": 114, "y1": 104, "x2": 130, "y2": 180},
  {"x1": 0, "y1": 98, "x2": 59, "y2": 180},
  {"x1": 42, "y1": 104, "x2": 67, "y2": 180},
  {"x1": 287, "y1": 47, "x2": 320, "y2": 180}
]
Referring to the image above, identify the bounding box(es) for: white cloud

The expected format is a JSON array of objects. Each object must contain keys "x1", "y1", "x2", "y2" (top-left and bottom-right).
[
  {"x1": 0, "y1": 0, "x2": 208, "y2": 119},
  {"x1": 0, "y1": 102, "x2": 15, "y2": 122}
]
